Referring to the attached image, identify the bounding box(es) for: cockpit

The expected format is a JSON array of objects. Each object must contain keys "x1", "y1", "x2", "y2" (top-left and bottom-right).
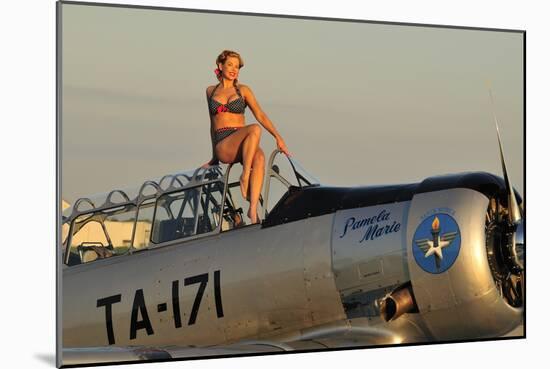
[{"x1": 61, "y1": 150, "x2": 320, "y2": 267}]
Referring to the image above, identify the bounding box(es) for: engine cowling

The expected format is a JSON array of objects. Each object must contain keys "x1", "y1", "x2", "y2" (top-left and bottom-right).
[{"x1": 406, "y1": 186, "x2": 523, "y2": 340}]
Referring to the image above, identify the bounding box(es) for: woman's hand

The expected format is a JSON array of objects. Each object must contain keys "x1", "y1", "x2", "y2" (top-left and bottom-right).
[{"x1": 276, "y1": 137, "x2": 291, "y2": 157}]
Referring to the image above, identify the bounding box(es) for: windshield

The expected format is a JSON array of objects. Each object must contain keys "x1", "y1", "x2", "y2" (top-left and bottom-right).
[
  {"x1": 263, "y1": 151, "x2": 320, "y2": 217},
  {"x1": 288, "y1": 157, "x2": 320, "y2": 187}
]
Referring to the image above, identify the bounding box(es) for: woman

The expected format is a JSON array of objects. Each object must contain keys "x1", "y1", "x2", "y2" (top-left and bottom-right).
[{"x1": 203, "y1": 50, "x2": 290, "y2": 224}]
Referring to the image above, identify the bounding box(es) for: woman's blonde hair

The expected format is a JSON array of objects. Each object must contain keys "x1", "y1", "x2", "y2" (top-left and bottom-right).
[
  {"x1": 215, "y1": 50, "x2": 244, "y2": 89},
  {"x1": 216, "y1": 49, "x2": 244, "y2": 69}
]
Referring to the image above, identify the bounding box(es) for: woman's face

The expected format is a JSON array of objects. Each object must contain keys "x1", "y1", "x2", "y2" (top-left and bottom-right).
[{"x1": 219, "y1": 56, "x2": 241, "y2": 81}]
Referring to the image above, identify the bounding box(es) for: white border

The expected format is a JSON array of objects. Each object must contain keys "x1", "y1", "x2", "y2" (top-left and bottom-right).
[{"x1": 2, "y1": 1, "x2": 546, "y2": 368}]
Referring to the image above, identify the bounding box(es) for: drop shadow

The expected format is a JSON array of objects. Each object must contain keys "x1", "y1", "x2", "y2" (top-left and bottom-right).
[{"x1": 34, "y1": 353, "x2": 57, "y2": 367}]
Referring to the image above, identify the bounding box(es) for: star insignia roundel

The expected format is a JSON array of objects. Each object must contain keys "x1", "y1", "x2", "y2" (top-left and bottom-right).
[{"x1": 412, "y1": 213, "x2": 461, "y2": 274}]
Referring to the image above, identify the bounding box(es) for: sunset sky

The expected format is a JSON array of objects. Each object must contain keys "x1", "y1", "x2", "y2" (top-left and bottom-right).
[{"x1": 61, "y1": 3, "x2": 523, "y2": 203}]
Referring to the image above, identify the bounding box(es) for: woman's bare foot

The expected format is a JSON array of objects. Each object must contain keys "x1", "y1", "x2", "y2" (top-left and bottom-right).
[
  {"x1": 240, "y1": 170, "x2": 250, "y2": 199},
  {"x1": 247, "y1": 207, "x2": 259, "y2": 224}
]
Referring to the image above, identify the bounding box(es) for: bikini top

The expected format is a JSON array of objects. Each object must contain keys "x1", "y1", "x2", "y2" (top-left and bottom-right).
[{"x1": 208, "y1": 84, "x2": 247, "y2": 115}]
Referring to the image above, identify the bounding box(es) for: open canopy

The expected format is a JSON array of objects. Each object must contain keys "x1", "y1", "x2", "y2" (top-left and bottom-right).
[{"x1": 62, "y1": 151, "x2": 320, "y2": 267}]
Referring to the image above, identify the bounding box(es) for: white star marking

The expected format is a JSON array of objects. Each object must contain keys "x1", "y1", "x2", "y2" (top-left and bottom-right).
[{"x1": 424, "y1": 236, "x2": 451, "y2": 260}]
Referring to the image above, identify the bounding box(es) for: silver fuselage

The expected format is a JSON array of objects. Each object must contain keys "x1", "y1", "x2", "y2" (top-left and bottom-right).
[{"x1": 63, "y1": 187, "x2": 522, "y2": 348}]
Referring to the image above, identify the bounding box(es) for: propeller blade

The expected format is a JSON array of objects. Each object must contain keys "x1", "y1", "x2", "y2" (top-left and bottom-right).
[{"x1": 488, "y1": 88, "x2": 522, "y2": 225}]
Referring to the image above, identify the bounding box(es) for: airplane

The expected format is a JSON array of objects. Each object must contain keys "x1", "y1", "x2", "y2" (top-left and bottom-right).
[{"x1": 60, "y1": 128, "x2": 524, "y2": 366}]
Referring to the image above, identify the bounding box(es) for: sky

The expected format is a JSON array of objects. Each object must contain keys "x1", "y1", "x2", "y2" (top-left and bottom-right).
[{"x1": 61, "y1": 3, "x2": 524, "y2": 203}]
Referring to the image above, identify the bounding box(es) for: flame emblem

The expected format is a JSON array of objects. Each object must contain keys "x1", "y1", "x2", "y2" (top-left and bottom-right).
[{"x1": 432, "y1": 216, "x2": 440, "y2": 231}]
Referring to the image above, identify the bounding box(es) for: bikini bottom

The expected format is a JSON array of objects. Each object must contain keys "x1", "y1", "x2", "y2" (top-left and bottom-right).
[{"x1": 214, "y1": 127, "x2": 240, "y2": 145}]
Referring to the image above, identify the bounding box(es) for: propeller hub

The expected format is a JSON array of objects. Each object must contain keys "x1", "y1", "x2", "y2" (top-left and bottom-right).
[
  {"x1": 513, "y1": 219, "x2": 524, "y2": 270},
  {"x1": 485, "y1": 202, "x2": 524, "y2": 308}
]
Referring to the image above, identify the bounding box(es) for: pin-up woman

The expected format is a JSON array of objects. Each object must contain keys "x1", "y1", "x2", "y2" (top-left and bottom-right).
[{"x1": 203, "y1": 50, "x2": 290, "y2": 224}]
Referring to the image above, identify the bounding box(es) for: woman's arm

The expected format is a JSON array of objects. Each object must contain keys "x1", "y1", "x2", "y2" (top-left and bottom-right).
[
  {"x1": 241, "y1": 85, "x2": 291, "y2": 156},
  {"x1": 203, "y1": 86, "x2": 219, "y2": 167}
]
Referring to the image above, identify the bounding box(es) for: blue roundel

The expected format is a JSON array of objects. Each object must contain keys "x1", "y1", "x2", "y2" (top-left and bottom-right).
[{"x1": 412, "y1": 213, "x2": 461, "y2": 274}]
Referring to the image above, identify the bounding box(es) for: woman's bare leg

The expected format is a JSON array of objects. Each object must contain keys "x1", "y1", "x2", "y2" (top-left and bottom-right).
[
  {"x1": 238, "y1": 125, "x2": 261, "y2": 198},
  {"x1": 214, "y1": 124, "x2": 262, "y2": 198},
  {"x1": 247, "y1": 148, "x2": 265, "y2": 223}
]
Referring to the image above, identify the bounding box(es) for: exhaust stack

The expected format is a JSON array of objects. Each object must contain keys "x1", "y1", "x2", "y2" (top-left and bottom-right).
[{"x1": 380, "y1": 282, "x2": 418, "y2": 322}]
